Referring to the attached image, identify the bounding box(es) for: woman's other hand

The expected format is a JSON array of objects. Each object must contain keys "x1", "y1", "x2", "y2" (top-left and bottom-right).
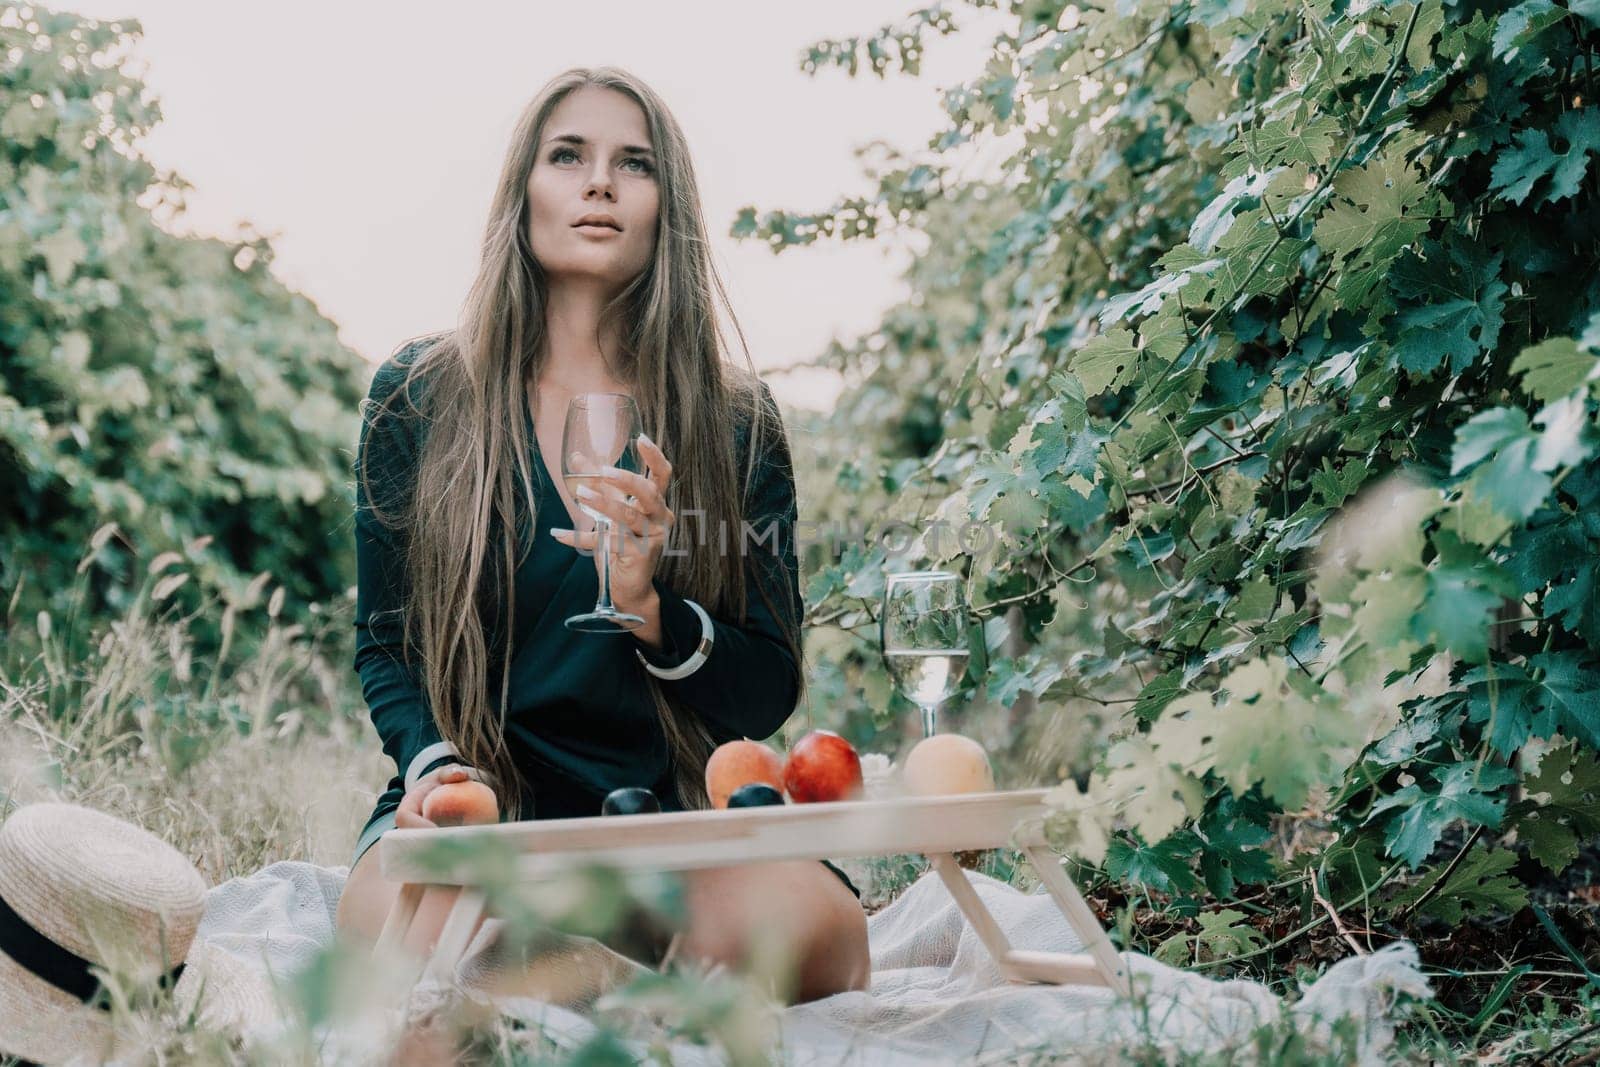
[{"x1": 396, "y1": 764, "x2": 475, "y2": 830}]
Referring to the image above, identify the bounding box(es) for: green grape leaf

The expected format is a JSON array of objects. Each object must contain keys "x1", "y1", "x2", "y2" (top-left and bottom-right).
[
  {"x1": 1412, "y1": 533, "x2": 1516, "y2": 663},
  {"x1": 1316, "y1": 834, "x2": 1391, "y2": 904},
  {"x1": 1502, "y1": 513, "x2": 1583, "y2": 589},
  {"x1": 1072, "y1": 328, "x2": 1141, "y2": 397},
  {"x1": 1043, "y1": 778, "x2": 1115, "y2": 866},
  {"x1": 1518, "y1": 813, "x2": 1580, "y2": 874},
  {"x1": 1102, "y1": 737, "x2": 1206, "y2": 845},
  {"x1": 1387, "y1": 847, "x2": 1529, "y2": 922},
  {"x1": 1389, "y1": 238, "x2": 1507, "y2": 376},
  {"x1": 1195, "y1": 908, "x2": 1266, "y2": 960},
  {"x1": 1511, "y1": 336, "x2": 1600, "y2": 403},
  {"x1": 1530, "y1": 394, "x2": 1594, "y2": 472},
  {"x1": 1451, "y1": 406, "x2": 1565, "y2": 522},
  {"x1": 1190, "y1": 169, "x2": 1273, "y2": 252},
  {"x1": 1313, "y1": 152, "x2": 1437, "y2": 308},
  {"x1": 1487, "y1": 109, "x2": 1600, "y2": 206},
  {"x1": 1242, "y1": 115, "x2": 1342, "y2": 167},
  {"x1": 1491, "y1": 0, "x2": 1564, "y2": 59},
  {"x1": 989, "y1": 486, "x2": 1049, "y2": 538},
  {"x1": 1212, "y1": 212, "x2": 1307, "y2": 300},
  {"x1": 1023, "y1": 407, "x2": 1101, "y2": 482},
  {"x1": 1309, "y1": 455, "x2": 1371, "y2": 509},
  {"x1": 1154, "y1": 931, "x2": 1195, "y2": 967},
  {"x1": 1453, "y1": 407, "x2": 1538, "y2": 473},
  {"x1": 1106, "y1": 831, "x2": 1204, "y2": 895},
  {"x1": 1526, "y1": 651, "x2": 1600, "y2": 749},
  {"x1": 1545, "y1": 564, "x2": 1600, "y2": 644},
  {"x1": 1132, "y1": 669, "x2": 1186, "y2": 723},
  {"x1": 1464, "y1": 653, "x2": 1600, "y2": 755},
  {"x1": 1464, "y1": 661, "x2": 1550, "y2": 756},
  {"x1": 1151, "y1": 659, "x2": 1363, "y2": 810},
  {"x1": 1510, "y1": 743, "x2": 1600, "y2": 874},
  {"x1": 1196, "y1": 793, "x2": 1277, "y2": 897},
  {"x1": 1367, "y1": 761, "x2": 1518, "y2": 868}
]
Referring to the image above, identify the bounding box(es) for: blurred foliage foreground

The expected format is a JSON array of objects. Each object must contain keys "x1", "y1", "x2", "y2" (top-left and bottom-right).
[{"x1": 3, "y1": 0, "x2": 1600, "y2": 1062}]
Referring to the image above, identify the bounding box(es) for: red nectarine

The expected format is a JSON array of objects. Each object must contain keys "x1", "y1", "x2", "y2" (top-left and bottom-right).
[
  {"x1": 705, "y1": 739, "x2": 786, "y2": 809},
  {"x1": 782, "y1": 730, "x2": 863, "y2": 803}
]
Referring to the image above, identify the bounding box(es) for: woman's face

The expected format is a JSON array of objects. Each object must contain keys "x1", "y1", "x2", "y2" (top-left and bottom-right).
[{"x1": 526, "y1": 87, "x2": 660, "y2": 291}]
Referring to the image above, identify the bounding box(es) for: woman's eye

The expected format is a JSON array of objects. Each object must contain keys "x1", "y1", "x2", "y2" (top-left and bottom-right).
[{"x1": 550, "y1": 147, "x2": 652, "y2": 174}]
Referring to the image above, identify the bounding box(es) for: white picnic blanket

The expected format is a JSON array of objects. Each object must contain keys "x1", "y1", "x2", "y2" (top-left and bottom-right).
[{"x1": 191, "y1": 858, "x2": 1430, "y2": 1065}]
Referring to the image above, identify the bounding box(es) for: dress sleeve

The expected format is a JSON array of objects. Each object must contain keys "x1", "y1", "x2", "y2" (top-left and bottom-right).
[
  {"x1": 353, "y1": 351, "x2": 471, "y2": 791},
  {"x1": 633, "y1": 385, "x2": 804, "y2": 742}
]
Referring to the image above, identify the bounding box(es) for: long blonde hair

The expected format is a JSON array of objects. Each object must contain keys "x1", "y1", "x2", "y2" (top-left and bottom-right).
[{"x1": 358, "y1": 67, "x2": 804, "y2": 819}]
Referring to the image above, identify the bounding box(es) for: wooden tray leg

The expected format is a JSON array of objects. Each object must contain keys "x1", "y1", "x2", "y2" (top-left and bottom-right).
[
  {"x1": 375, "y1": 882, "x2": 424, "y2": 957},
  {"x1": 422, "y1": 887, "x2": 488, "y2": 984},
  {"x1": 1021, "y1": 845, "x2": 1130, "y2": 995},
  {"x1": 930, "y1": 852, "x2": 1119, "y2": 991},
  {"x1": 929, "y1": 852, "x2": 1014, "y2": 964}
]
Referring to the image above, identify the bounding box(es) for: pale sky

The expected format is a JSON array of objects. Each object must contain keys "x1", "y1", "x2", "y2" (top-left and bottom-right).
[{"x1": 66, "y1": 0, "x2": 1007, "y2": 410}]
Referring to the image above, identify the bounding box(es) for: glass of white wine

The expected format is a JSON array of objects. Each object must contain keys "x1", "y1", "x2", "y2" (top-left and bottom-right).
[
  {"x1": 880, "y1": 570, "x2": 971, "y2": 737},
  {"x1": 562, "y1": 392, "x2": 645, "y2": 632}
]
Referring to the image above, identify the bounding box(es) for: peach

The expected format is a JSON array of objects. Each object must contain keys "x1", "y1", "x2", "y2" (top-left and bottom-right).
[
  {"x1": 422, "y1": 779, "x2": 499, "y2": 826},
  {"x1": 902, "y1": 733, "x2": 994, "y2": 796},
  {"x1": 782, "y1": 730, "x2": 864, "y2": 803},
  {"x1": 705, "y1": 739, "x2": 786, "y2": 809}
]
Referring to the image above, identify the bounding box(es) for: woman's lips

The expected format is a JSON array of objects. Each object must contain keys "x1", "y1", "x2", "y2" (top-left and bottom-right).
[{"x1": 574, "y1": 224, "x2": 621, "y2": 236}]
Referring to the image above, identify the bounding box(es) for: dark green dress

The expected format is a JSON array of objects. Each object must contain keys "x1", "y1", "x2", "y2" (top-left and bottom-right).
[{"x1": 348, "y1": 340, "x2": 859, "y2": 900}]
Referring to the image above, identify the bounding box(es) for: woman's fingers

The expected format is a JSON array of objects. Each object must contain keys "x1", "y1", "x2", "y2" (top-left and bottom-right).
[
  {"x1": 596, "y1": 464, "x2": 673, "y2": 523},
  {"x1": 589, "y1": 434, "x2": 674, "y2": 517},
  {"x1": 395, "y1": 807, "x2": 437, "y2": 830},
  {"x1": 575, "y1": 483, "x2": 643, "y2": 535},
  {"x1": 550, "y1": 522, "x2": 665, "y2": 559},
  {"x1": 395, "y1": 790, "x2": 433, "y2": 829},
  {"x1": 574, "y1": 484, "x2": 674, "y2": 543},
  {"x1": 637, "y1": 433, "x2": 673, "y2": 496},
  {"x1": 552, "y1": 526, "x2": 600, "y2": 552},
  {"x1": 418, "y1": 764, "x2": 469, "y2": 793}
]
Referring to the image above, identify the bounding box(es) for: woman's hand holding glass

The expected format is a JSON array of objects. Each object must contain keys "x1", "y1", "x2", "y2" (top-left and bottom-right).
[{"x1": 550, "y1": 431, "x2": 676, "y2": 627}]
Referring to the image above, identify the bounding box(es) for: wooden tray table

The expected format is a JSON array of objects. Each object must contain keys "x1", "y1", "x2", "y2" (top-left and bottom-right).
[{"x1": 374, "y1": 786, "x2": 1129, "y2": 996}]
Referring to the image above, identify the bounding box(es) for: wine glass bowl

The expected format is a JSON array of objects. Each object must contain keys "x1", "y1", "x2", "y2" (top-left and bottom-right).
[
  {"x1": 562, "y1": 392, "x2": 646, "y2": 633},
  {"x1": 880, "y1": 570, "x2": 971, "y2": 737}
]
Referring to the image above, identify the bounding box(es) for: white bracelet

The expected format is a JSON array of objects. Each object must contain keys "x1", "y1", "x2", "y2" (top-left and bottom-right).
[
  {"x1": 404, "y1": 740, "x2": 490, "y2": 792},
  {"x1": 636, "y1": 597, "x2": 714, "y2": 680}
]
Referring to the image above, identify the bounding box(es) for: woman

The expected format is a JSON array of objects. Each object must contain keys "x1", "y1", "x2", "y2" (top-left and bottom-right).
[{"x1": 333, "y1": 67, "x2": 871, "y2": 1005}]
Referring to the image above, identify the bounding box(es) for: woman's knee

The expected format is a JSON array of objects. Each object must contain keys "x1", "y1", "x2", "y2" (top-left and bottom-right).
[
  {"x1": 674, "y1": 862, "x2": 869, "y2": 1001},
  {"x1": 804, "y1": 895, "x2": 870, "y2": 998},
  {"x1": 337, "y1": 842, "x2": 482, "y2": 957},
  {"x1": 336, "y1": 844, "x2": 400, "y2": 942}
]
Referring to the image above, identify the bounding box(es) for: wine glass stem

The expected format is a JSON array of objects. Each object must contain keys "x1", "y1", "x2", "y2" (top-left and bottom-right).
[
  {"x1": 920, "y1": 702, "x2": 938, "y2": 738},
  {"x1": 596, "y1": 518, "x2": 615, "y2": 612}
]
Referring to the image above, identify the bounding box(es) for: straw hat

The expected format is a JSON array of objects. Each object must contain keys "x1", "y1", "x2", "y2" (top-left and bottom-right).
[{"x1": 0, "y1": 802, "x2": 283, "y2": 1064}]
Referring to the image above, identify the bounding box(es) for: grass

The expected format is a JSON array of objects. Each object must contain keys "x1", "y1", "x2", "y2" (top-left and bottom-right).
[{"x1": 1, "y1": 527, "x2": 1595, "y2": 1065}]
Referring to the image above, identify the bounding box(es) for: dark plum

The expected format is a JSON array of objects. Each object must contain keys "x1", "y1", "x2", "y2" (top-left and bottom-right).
[
  {"x1": 727, "y1": 782, "x2": 786, "y2": 808},
  {"x1": 601, "y1": 786, "x2": 661, "y2": 815}
]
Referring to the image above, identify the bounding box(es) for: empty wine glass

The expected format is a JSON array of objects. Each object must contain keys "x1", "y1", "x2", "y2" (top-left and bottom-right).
[
  {"x1": 880, "y1": 570, "x2": 971, "y2": 737},
  {"x1": 562, "y1": 392, "x2": 645, "y2": 632}
]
